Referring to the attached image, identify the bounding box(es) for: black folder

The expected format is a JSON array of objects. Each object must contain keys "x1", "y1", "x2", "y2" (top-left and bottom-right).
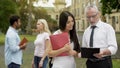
[{"x1": 81, "y1": 47, "x2": 100, "y2": 58}]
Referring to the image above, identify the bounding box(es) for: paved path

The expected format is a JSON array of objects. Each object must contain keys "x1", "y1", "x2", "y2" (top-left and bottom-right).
[{"x1": 0, "y1": 45, "x2": 4, "y2": 57}]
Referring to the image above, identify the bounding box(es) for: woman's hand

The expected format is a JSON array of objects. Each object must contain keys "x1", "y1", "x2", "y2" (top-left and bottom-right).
[
  {"x1": 39, "y1": 60, "x2": 43, "y2": 68},
  {"x1": 63, "y1": 43, "x2": 71, "y2": 52},
  {"x1": 32, "y1": 60, "x2": 34, "y2": 68},
  {"x1": 78, "y1": 52, "x2": 81, "y2": 58},
  {"x1": 68, "y1": 50, "x2": 77, "y2": 56}
]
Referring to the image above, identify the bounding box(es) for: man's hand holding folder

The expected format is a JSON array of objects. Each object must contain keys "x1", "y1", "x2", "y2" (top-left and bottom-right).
[{"x1": 19, "y1": 37, "x2": 28, "y2": 50}]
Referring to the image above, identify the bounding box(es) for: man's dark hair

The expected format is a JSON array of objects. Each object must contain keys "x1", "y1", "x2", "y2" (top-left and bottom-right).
[{"x1": 9, "y1": 15, "x2": 20, "y2": 26}]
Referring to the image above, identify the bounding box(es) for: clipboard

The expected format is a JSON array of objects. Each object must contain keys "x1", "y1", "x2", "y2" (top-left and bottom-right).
[{"x1": 81, "y1": 47, "x2": 100, "y2": 58}]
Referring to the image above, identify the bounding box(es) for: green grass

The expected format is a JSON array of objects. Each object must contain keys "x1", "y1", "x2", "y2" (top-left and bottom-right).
[
  {"x1": 76, "y1": 58, "x2": 120, "y2": 68},
  {"x1": 116, "y1": 33, "x2": 120, "y2": 45},
  {"x1": 0, "y1": 34, "x2": 36, "y2": 68},
  {"x1": 0, "y1": 34, "x2": 36, "y2": 46},
  {"x1": 112, "y1": 59, "x2": 120, "y2": 68},
  {"x1": 21, "y1": 50, "x2": 34, "y2": 68},
  {"x1": 0, "y1": 32, "x2": 120, "y2": 46},
  {"x1": 0, "y1": 34, "x2": 5, "y2": 45},
  {"x1": 0, "y1": 33, "x2": 120, "y2": 68},
  {"x1": 1, "y1": 45, "x2": 120, "y2": 68},
  {"x1": 20, "y1": 35, "x2": 36, "y2": 42}
]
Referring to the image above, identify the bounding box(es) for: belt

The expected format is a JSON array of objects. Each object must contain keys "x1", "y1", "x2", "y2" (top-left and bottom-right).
[{"x1": 88, "y1": 56, "x2": 111, "y2": 62}]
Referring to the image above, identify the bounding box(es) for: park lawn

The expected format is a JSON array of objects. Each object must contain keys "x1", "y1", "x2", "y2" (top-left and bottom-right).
[
  {"x1": 116, "y1": 33, "x2": 120, "y2": 45},
  {"x1": 0, "y1": 34, "x2": 36, "y2": 46},
  {"x1": 0, "y1": 32, "x2": 120, "y2": 45},
  {"x1": 75, "y1": 58, "x2": 120, "y2": 68},
  {"x1": 0, "y1": 33, "x2": 120, "y2": 68},
  {"x1": 0, "y1": 34, "x2": 5, "y2": 45},
  {"x1": 112, "y1": 59, "x2": 120, "y2": 68},
  {"x1": 20, "y1": 35, "x2": 36, "y2": 42},
  {"x1": 1, "y1": 50, "x2": 120, "y2": 68}
]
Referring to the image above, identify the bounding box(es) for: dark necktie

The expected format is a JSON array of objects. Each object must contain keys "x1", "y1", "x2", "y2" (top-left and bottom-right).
[{"x1": 89, "y1": 26, "x2": 96, "y2": 47}]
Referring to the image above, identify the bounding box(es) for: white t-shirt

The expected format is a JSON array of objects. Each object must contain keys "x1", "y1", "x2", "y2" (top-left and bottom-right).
[
  {"x1": 52, "y1": 30, "x2": 76, "y2": 68},
  {"x1": 34, "y1": 32, "x2": 50, "y2": 57}
]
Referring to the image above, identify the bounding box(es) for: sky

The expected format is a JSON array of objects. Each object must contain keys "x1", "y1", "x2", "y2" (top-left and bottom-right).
[{"x1": 33, "y1": 0, "x2": 71, "y2": 7}]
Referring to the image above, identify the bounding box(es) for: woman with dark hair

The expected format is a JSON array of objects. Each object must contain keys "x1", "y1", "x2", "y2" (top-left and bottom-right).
[{"x1": 48, "y1": 11, "x2": 81, "y2": 68}]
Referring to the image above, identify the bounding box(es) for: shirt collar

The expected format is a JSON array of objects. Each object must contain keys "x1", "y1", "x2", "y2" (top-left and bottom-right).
[
  {"x1": 95, "y1": 20, "x2": 102, "y2": 28},
  {"x1": 90, "y1": 19, "x2": 102, "y2": 29},
  {"x1": 9, "y1": 26, "x2": 18, "y2": 33}
]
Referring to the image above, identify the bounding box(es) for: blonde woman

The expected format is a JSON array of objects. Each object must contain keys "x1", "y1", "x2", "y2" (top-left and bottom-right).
[{"x1": 32, "y1": 19, "x2": 51, "y2": 68}]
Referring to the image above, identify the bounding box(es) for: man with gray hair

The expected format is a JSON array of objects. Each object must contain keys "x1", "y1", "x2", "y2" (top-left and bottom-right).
[{"x1": 82, "y1": 4, "x2": 117, "y2": 68}]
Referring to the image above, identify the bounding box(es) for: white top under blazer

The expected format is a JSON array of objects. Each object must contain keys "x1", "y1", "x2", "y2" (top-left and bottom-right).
[{"x1": 52, "y1": 30, "x2": 76, "y2": 68}]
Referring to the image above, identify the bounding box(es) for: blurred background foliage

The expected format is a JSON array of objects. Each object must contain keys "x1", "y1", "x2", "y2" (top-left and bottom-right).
[{"x1": 0, "y1": 0, "x2": 57, "y2": 34}]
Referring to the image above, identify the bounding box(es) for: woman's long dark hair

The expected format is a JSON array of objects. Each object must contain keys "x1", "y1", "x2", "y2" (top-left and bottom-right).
[{"x1": 59, "y1": 11, "x2": 81, "y2": 52}]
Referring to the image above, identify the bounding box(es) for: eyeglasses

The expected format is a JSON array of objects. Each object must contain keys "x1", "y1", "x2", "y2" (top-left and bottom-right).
[{"x1": 86, "y1": 13, "x2": 98, "y2": 19}]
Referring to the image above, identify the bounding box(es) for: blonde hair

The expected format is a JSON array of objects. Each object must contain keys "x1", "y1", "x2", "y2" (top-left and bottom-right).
[{"x1": 37, "y1": 19, "x2": 51, "y2": 35}]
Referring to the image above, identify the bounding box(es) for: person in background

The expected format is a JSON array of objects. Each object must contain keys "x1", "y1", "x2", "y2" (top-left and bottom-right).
[
  {"x1": 5, "y1": 15, "x2": 27, "y2": 68},
  {"x1": 48, "y1": 11, "x2": 81, "y2": 68},
  {"x1": 82, "y1": 4, "x2": 118, "y2": 68},
  {"x1": 32, "y1": 19, "x2": 51, "y2": 68}
]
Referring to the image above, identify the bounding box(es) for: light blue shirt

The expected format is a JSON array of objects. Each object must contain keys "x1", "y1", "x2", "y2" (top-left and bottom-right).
[{"x1": 5, "y1": 26, "x2": 22, "y2": 66}]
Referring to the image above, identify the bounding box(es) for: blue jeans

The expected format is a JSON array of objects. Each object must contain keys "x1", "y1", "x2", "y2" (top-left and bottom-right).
[
  {"x1": 34, "y1": 56, "x2": 48, "y2": 68},
  {"x1": 8, "y1": 62, "x2": 20, "y2": 68}
]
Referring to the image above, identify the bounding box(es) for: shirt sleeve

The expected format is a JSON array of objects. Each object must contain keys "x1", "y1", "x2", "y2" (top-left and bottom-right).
[
  {"x1": 7, "y1": 34, "x2": 20, "y2": 52},
  {"x1": 107, "y1": 25, "x2": 118, "y2": 55},
  {"x1": 44, "y1": 33, "x2": 50, "y2": 40},
  {"x1": 82, "y1": 30, "x2": 88, "y2": 47}
]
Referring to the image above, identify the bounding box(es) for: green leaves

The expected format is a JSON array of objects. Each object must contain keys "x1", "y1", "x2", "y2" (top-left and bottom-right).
[
  {"x1": 0, "y1": 0, "x2": 57, "y2": 33},
  {"x1": 0, "y1": 0, "x2": 18, "y2": 33},
  {"x1": 100, "y1": 0, "x2": 120, "y2": 15}
]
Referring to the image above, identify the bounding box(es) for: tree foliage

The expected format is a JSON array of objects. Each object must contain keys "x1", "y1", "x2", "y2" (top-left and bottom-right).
[
  {"x1": 15, "y1": 0, "x2": 31, "y2": 33},
  {"x1": 32, "y1": 7, "x2": 58, "y2": 32},
  {"x1": 0, "y1": 0, "x2": 18, "y2": 33},
  {"x1": 16, "y1": 0, "x2": 57, "y2": 33},
  {"x1": 0, "y1": 0, "x2": 57, "y2": 34},
  {"x1": 100, "y1": 0, "x2": 120, "y2": 15}
]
